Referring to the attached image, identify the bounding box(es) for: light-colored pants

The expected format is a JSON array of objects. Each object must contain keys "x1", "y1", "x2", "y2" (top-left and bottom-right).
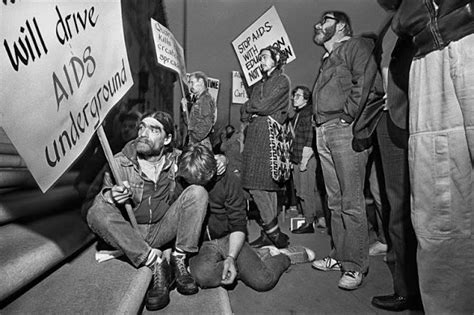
[{"x1": 409, "y1": 34, "x2": 474, "y2": 314}]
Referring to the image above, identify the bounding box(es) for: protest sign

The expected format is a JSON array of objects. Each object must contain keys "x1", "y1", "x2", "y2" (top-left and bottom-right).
[
  {"x1": 0, "y1": 0, "x2": 133, "y2": 192},
  {"x1": 231, "y1": 71, "x2": 248, "y2": 104},
  {"x1": 150, "y1": 18, "x2": 186, "y2": 80},
  {"x1": 232, "y1": 6, "x2": 296, "y2": 86}
]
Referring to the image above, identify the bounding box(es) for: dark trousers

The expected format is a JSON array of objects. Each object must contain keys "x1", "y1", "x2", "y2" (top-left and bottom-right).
[{"x1": 376, "y1": 112, "x2": 419, "y2": 298}]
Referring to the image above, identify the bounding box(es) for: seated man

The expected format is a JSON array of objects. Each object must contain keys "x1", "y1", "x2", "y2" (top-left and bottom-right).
[
  {"x1": 188, "y1": 156, "x2": 315, "y2": 291},
  {"x1": 85, "y1": 111, "x2": 219, "y2": 311}
]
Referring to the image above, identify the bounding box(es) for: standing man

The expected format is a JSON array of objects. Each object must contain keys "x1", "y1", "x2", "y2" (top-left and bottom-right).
[
  {"x1": 310, "y1": 11, "x2": 376, "y2": 290},
  {"x1": 377, "y1": 1, "x2": 474, "y2": 313},
  {"x1": 181, "y1": 71, "x2": 216, "y2": 149},
  {"x1": 85, "y1": 111, "x2": 218, "y2": 311},
  {"x1": 289, "y1": 85, "x2": 325, "y2": 234}
]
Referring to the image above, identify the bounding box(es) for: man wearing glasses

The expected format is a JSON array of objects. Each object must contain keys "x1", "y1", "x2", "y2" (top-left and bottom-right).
[{"x1": 310, "y1": 11, "x2": 377, "y2": 290}]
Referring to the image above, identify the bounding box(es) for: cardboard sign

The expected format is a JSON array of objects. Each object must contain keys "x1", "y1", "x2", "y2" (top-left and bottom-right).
[
  {"x1": 206, "y1": 77, "x2": 220, "y2": 105},
  {"x1": 0, "y1": 0, "x2": 133, "y2": 192},
  {"x1": 232, "y1": 6, "x2": 295, "y2": 86},
  {"x1": 150, "y1": 18, "x2": 186, "y2": 80},
  {"x1": 231, "y1": 71, "x2": 249, "y2": 104}
]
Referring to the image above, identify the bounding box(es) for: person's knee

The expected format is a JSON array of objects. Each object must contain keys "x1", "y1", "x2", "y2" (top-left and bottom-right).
[
  {"x1": 190, "y1": 261, "x2": 221, "y2": 288},
  {"x1": 183, "y1": 185, "x2": 208, "y2": 209},
  {"x1": 245, "y1": 275, "x2": 278, "y2": 292}
]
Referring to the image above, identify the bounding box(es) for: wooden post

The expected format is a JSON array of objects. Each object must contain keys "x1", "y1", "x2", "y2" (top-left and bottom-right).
[
  {"x1": 96, "y1": 126, "x2": 138, "y2": 230},
  {"x1": 178, "y1": 77, "x2": 189, "y2": 123}
]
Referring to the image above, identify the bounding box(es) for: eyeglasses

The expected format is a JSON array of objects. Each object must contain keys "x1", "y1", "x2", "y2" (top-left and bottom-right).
[
  {"x1": 293, "y1": 93, "x2": 305, "y2": 99},
  {"x1": 318, "y1": 16, "x2": 338, "y2": 25}
]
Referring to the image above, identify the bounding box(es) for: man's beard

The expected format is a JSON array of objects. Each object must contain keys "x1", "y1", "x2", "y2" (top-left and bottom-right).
[
  {"x1": 314, "y1": 24, "x2": 336, "y2": 45},
  {"x1": 136, "y1": 138, "x2": 160, "y2": 157}
]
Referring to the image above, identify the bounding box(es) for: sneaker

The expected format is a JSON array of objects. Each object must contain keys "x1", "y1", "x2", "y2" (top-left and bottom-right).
[
  {"x1": 369, "y1": 241, "x2": 388, "y2": 256},
  {"x1": 262, "y1": 245, "x2": 315, "y2": 264},
  {"x1": 280, "y1": 246, "x2": 315, "y2": 264},
  {"x1": 170, "y1": 254, "x2": 198, "y2": 295},
  {"x1": 311, "y1": 256, "x2": 341, "y2": 271},
  {"x1": 338, "y1": 271, "x2": 363, "y2": 290},
  {"x1": 146, "y1": 259, "x2": 172, "y2": 311}
]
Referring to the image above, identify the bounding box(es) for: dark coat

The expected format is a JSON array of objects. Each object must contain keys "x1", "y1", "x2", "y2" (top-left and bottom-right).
[{"x1": 240, "y1": 69, "x2": 290, "y2": 191}]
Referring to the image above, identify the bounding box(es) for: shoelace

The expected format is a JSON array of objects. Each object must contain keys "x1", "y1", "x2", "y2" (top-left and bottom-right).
[
  {"x1": 153, "y1": 261, "x2": 165, "y2": 287},
  {"x1": 344, "y1": 271, "x2": 358, "y2": 278},
  {"x1": 175, "y1": 256, "x2": 188, "y2": 276}
]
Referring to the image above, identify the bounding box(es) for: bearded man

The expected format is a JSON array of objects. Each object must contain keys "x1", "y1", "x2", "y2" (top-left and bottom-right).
[{"x1": 310, "y1": 11, "x2": 378, "y2": 291}]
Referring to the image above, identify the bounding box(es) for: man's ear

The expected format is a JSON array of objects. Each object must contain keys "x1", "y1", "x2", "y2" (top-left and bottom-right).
[
  {"x1": 164, "y1": 134, "x2": 172, "y2": 146},
  {"x1": 337, "y1": 22, "x2": 346, "y2": 33}
]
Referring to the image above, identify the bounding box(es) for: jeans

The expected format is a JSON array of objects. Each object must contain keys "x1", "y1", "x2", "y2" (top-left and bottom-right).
[
  {"x1": 248, "y1": 190, "x2": 277, "y2": 225},
  {"x1": 189, "y1": 235, "x2": 290, "y2": 291},
  {"x1": 292, "y1": 156, "x2": 324, "y2": 222},
  {"x1": 377, "y1": 111, "x2": 419, "y2": 298},
  {"x1": 316, "y1": 120, "x2": 370, "y2": 273},
  {"x1": 408, "y1": 34, "x2": 474, "y2": 314},
  {"x1": 87, "y1": 185, "x2": 209, "y2": 268}
]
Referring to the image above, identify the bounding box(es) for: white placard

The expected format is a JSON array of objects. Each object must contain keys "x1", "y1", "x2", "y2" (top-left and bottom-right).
[{"x1": 231, "y1": 71, "x2": 249, "y2": 104}]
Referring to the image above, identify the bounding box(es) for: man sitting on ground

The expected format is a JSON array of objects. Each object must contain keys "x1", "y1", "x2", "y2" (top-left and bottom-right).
[
  {"x1": 188, "y1": 151, "x2": 315, "y2": 291},
  {"x1": 85, "y1": 111, "x2": 222, "y2": 311}
]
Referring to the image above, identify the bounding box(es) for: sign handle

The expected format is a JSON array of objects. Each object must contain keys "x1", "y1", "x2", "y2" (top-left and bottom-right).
[
  {"x1": 178, "y1": 77, "x2": 189, "y2": 123},
  {"x1": 97, "y1": 125, "x2": 138, "y2": 230}
]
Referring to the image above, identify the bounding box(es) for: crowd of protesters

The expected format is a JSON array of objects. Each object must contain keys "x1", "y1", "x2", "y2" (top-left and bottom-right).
[{"x1": 78, "y1": 1, "x2": 473, "y2": 313}]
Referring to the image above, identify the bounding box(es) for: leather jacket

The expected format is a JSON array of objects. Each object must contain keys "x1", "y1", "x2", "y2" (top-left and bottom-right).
[{"x1": 378, "y1": 0, "x2": 474, "y2": 57}]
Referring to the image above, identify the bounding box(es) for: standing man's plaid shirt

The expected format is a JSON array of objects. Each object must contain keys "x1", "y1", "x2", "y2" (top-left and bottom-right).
[{"x1": 289, "y1": 103, "x2": 314, "y2": 164}]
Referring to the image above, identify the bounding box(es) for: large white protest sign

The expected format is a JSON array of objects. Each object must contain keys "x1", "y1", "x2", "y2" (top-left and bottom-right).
[
  {"x1": 232, "y1": 71, "x2": 249, "y2": 104},
  {"x1": 0, "y1": 0, "x2": 133, "y2": 192},
  {"x1": 232, "y1": 6, "x2": 296, "y2": 86},
  {"x1": 150, "y1": 18, "x2": 186, "y2": 80}
]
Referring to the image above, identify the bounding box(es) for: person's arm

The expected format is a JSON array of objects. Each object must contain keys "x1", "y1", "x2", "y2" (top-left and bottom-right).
[
  {"x1": 246, "y1": 76, "x2": 290, "y2": 116},
  {"x1": 221, "y1": 231, "x2": 245, "y2": 285},
  {"x1": 342, "y1": 39, "x2": 375, "y2": 123}
]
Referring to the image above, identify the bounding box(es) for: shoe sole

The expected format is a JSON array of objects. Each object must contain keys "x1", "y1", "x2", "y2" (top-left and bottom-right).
[
  {"x1": 311, "y1": 264, "x2": 341, "y2": 271},
  {"x1": 338, "y1": 282, "x2": 363, "y2": 290}
]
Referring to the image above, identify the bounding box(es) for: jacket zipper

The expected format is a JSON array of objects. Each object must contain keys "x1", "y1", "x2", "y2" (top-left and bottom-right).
[{"x1": 424, "y1": 0, "x2": 444, "y2": 49}]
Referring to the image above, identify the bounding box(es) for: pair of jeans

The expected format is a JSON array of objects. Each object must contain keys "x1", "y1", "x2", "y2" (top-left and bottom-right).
[
  {"x1": 408, "y1": 34, "x2": 474, "y2": 314},
  {"x1": 87, "y1": 185, "x2": 208, "y2": 268},
  {"x1": 376, "y1": 111, "x2": 419, "y2": 298},
  {"x1": 292, "y1": 156, "x2": 324, "y2": 222},
  {"x1": 189, "y1": 235, "x2": 290, "y2": 291},
  {"x1": 248, "y1": 190, "x2": 277, "y2": 226},
  {"x1": 316, "y1": 120, "x2": 370, "y2": 273}
]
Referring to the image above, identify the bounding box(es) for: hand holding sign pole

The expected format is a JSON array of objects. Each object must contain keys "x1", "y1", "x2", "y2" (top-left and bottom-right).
[{"x1": 150, "y1": 18, "x2": 189, "y2": 122}]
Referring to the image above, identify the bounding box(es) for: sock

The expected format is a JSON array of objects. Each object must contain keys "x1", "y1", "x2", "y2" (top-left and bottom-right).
[
  {"x1": 266, "y1": 225, "x2": 278, "y2": 234},
  {"x1": 172, "y1": 248, "x2": 186, "y2": 257},
  {"x1": 145, "y1": 248, "x2": 162, "y2": 267}
]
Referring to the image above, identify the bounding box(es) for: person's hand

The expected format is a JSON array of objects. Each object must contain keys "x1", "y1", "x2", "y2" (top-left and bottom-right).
[
  {"x1": 221, "y1": 256, "x2": 237, "y2": 285},
  {"x1": 181, "y1": 98, "x2": 188, "y2": 112},
  {"x1": 110, "y1": 181, "x2": 132, "y2": 204},
  {"x1": 215, "y1": 154, "x2": 228, "y2": 175},
  {"x1": 299, "y1": 161, "x2": 308, "y2": 172}
]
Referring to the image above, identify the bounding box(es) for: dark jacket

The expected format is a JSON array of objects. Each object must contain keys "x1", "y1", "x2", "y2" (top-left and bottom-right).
[
  {"x1": 188, "y1": 90, "x2": 216, "y2": 143},
  {"x1": 203, "y1": 171, "x2": 248, "y2": 240},
  {"x1": 312, "y1": 36, "x2": 376, "y2": 125},
  {"x1": 290, "y1": 104, "x2": 314, "y2": 164},
  {"x1": 378, "y1": 0, "x2": 474, "y2": 57}
]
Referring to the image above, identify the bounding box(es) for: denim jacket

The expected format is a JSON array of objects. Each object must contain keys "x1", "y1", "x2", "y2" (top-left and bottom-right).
[
  {"x1": 88, "y1": 140, "x2": 181, "y2": 224},
  {"x1": 312, "y1": 36, "x2": 375, "y2": 125}
]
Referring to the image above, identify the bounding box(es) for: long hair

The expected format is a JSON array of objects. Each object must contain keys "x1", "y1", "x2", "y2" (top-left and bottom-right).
[{"x1": 259, "y1": 45, "x2": 288, "y2": 70}]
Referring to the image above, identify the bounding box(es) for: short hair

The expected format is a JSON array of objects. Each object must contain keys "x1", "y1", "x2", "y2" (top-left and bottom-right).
[
  {"x1": 189, "y1": 71, "x2": 208, "y2": 88},
  {"x1": 142, "y1": 111, "x2": 174, "y2": 146},
  {"x1": 259, "y1": 45, "x2": 288, "y2": 70},
  {"x1": 292, "y1": 85, "x2": 312, "y2": 104},
  {"x1": 119, "y1": 110, "x2": 142, "y2": 123},
  {"x1": 323, "y1": 11, "x2": 353, "y2": 37},
  {"x1": 177, "y1": 143, "x2": 217, "y2": 186}
]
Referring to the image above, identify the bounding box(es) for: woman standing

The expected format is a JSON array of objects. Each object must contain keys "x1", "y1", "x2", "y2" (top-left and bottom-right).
[{"x1": 240, "y1": 46, "x2": 290, "y2": 248}]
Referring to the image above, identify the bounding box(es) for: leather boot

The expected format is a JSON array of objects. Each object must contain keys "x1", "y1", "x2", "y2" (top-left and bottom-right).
[
  {"x1": 267, "y1": 228, "x2": 289, "y2": 248},
  {"x1": 249, "y1": 230, "x2": 273, "y2": 248},
  {"x1": 146, "y1": 258, "x2": 172, "y2": 311},
  {"x1": 170, "y1": 254, "x2": 199, "y2": 295}
]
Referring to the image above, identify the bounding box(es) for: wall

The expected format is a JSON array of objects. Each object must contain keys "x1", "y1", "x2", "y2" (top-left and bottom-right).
[{"x1": 164, "y1": 0, "x2": 388, "y2": 133}]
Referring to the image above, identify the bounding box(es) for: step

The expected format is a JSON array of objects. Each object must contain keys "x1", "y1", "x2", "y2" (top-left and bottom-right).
[
  {"x1": 2, "y1": 243, "x2": 152, "y2": 314},
  {"x1": 0, "y1": 186, "x2": 81, "y2": 225},
  {"x1": 0, "y1": 210, "x2": 94, "y2": 302}
]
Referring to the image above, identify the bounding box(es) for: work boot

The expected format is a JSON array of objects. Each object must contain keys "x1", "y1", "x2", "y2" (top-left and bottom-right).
[
  {"x1": 267, "y1": 228, "x2": 289, "y2": 248},
  {"x1": 170, "y1": 254, "x2": 198, "y2": 295},
  {"x1": 146, "y1": 259, "x2": 172, "y2": 311},
  {"x1": 249, "y1": 230, "x2": 274, "y2": 248}
]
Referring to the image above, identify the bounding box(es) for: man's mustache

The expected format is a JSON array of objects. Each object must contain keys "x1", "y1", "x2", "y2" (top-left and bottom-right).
[{"x1": 137, "y1": 137, "x2": 152, "y2": 145}]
